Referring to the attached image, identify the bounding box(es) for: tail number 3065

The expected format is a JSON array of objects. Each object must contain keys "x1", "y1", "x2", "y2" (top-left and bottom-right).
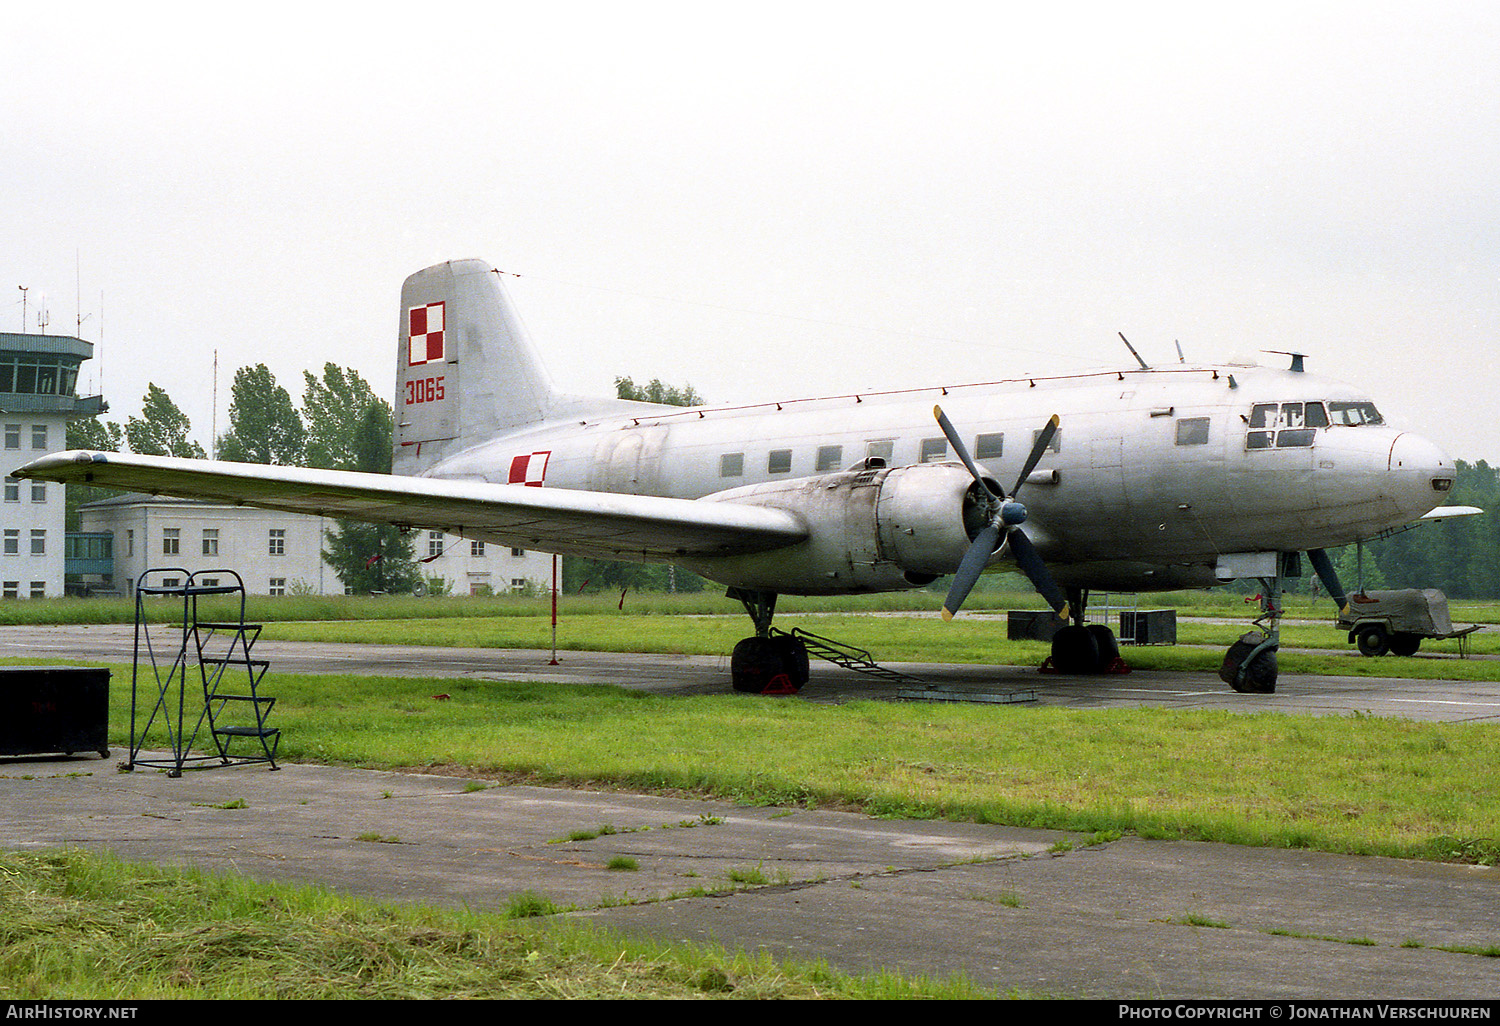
[{"x1": 406, "y1": 376, "x2": 445, "y2": 405}]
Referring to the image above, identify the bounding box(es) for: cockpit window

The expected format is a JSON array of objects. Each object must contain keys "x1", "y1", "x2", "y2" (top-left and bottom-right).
[
  {"x1": 1246, "y1": 401, "x2": 1341, "y2": 450},
  {"x1": 1327, "y1": 401, "x2": 1383, "y2": 426}
]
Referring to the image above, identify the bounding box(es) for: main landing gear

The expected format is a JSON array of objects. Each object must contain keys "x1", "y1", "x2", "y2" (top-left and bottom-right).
[
  {"x1": 727, "y1": 588, "x2": 809, "y2": 694},
  {"x1": 1044, "y1": 587, "x2": 1126, "y2": 675}
]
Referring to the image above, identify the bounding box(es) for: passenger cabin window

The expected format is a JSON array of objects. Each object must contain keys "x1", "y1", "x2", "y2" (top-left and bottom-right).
[
  {"x1": 767, "y1": 449, "x2": 792, "y2": 474},
  {"x1": 919, "y1": 438, "x2": 947, "y2": 463},
  {"x1": 1033, "y1": 427, "x2": 1061, "y2": 453},
  {"x1": 975, "y1": 433, "x2": 1004, "y2": 460},
  {"x1": 815, "y1": 445, "x2": 842, "y2": 472},
  {"x1": 866, "y1": 439, "x2": 894, "y2": 464},
  {"x1": 1175, "y1": 418, "x2": 1210, "y2": 446},
  {"x1": 719, "y1": 453, "x2": 744, "y2": 477}
]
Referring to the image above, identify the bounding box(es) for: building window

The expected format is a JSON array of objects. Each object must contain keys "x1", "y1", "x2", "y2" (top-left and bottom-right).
[
  {"x1": 202, "y1": 529, "x2": 219, "y2": 556},
  {"x1": 269, "y1": 578, "x2": 286, "y2": 596},
  {"x1": 428, "y1": 531, "x2": 444, "y2": 558},
  {"x1": 3, "y1": 478, "x2": 17, "y2": 502},
  {"x1": 511, "y1": 547, "x2": 526, "y2": 558},
  {"x1": 200, "y1": 578, "x2": 219, "y2": 589},
  {"x1": 30, "y1": 530, "x2": 45, "y2": 555},
  {"x1": 160, "y1": 577, "x2": 180, "y2": 589},
  {"x1": 919, "y1": 438, "x2": 948, "y2": 463},
  {"x1": 767, "y1": 449, "x2": 792, "y2": 474},
  {"x1": 3, "y1": 582, "x2": 16, "y2": 599},
  {"x1": 162, "y1": 528, "x2": 180, "y2": 555},
  {"x1": 268, "y1": 529, "x2": 285, "y2": 555},
  {"x1": 29, "y1": 581, "x2": 44, "y2": 599},
  {"x1": 31, "y1": 425, "x2": 46, "y2": 450},
  {"x1": 4, "y1": 425, "x2": 18, "y2": 449},
  {"x1": 3, "y1": 530, "x2": 17, "y2": 555},
  {"x1": 29, "y1": 482, "x2": 45, "y2": 503},
  {"x1": 511, "y1": 578, "x2": 528, "y2": 590},
  {"x1": 470, "y1": 540, "x2": 485, "y2": 557},
  {"x1": 125, "y1": 529, "x2": 134, "y2": 557}
]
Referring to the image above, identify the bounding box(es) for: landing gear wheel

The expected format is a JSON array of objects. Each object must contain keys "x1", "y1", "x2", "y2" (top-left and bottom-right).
[
  {"x1": 1356, "y1": 624, "x2": 1390, "y2": 657},
  {"x1": 1050, "y1": 624, "x2": 1101, "y2": 675},
  {"x1": 1220, "y1": 632, "x2": 1277, "y2": 693},
  {"x1": 770, "y1": 633, "x2": 810, "y2": 690},
  {"x1": 1086, "y1": 624, "x2": 1120, "y2": 669},
  {"x1": 730, "y1": 634, "x2": 807, "y2": 693},
  {"x1": 1390, "y1": 633, "x2": 1421, "y2": 657}
]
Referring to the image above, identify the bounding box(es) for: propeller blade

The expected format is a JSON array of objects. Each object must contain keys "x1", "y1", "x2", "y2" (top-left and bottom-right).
[
  {"x1": 933, "y1": 405, "x2": 988, "y2": 486},
  {"x1": 941, "y1": 523, "x2": 1001, "y2": 621},
  {"x1": 1007, "y1": 528, "x2": 1069, "y2": 620},
  {"x1": 1013, "y1": 414, "x2": 1060, "y2": 496}
]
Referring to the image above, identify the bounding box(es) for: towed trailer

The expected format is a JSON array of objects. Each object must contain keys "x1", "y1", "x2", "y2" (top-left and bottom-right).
[{"x1": 1337, "y1": 588, "x2": 1482, "y2": 657}]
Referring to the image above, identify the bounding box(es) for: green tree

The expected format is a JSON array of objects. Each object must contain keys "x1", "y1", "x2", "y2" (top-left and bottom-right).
[
  {"x1": 67, "y1": 418, "x2": 123, "y2": 452},
  {"x1": 614, "y1": 376, "x2": 703, "y2": 407},
  {"x1": 125, "y1": 384, "x2": 206, "y2": 458},
  {"x1": 321, "y1": 522, "x2": 422, "y2": 595},
  {"x1": 218, "y1": 364, "x2": 306, "y2": 466},
  {"x1": 303, "y1": 364, "x2": 391, "y2": 471}
]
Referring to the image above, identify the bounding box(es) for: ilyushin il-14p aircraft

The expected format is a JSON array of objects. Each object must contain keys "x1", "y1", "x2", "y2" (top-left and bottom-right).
[{"x1": 15, "y1": 259, "x2": 1477, "y2": 693}]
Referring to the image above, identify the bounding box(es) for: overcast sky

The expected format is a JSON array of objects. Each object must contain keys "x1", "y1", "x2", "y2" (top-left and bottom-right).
[{"x1": 4, "y1": 2, "x2": 1497, "y2": 462}]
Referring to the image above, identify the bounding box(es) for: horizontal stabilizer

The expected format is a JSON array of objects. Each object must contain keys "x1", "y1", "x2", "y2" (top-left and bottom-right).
[{"x1": 1420, "y1": 505, "x2": 1484, "y2": 521}]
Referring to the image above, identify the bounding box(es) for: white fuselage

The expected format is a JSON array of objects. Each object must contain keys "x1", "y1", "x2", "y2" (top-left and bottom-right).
[{"x1": 423, "y1": 361, "x2": 1453, "y2": 593}]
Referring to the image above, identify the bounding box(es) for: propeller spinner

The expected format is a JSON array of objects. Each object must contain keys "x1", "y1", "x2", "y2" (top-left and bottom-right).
[{"x1": 933, "y1": 406, "x2": 1070, "y2": 622}]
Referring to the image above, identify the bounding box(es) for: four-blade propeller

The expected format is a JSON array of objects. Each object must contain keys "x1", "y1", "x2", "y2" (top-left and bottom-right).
[{"x1": 933, "y1": 406, "x2": 1070, "y2": 622}]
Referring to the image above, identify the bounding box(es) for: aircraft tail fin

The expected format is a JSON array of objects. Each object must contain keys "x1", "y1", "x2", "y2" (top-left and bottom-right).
[{"x1": 393, "y1": 259, "x2": 602, "y2": 476}]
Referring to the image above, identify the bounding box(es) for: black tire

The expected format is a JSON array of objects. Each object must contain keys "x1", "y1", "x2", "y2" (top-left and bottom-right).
[
  {"x1": 1086, "y1": 624, "x2": 1120, "y2": 668},
  {"x1": 1389, "y1": 633, "x2": 1421, "y2": 657},
  {"x1": 770, "y1": 633, "x2": 810, "y2": 690},
  {"x1": 730, "y1": 636, "x2": 782, "y2": 692},
  {"x1": 731, "y1": 635, "x2": 805, "y2": 693},
  {"x1": 1356, "y1": 625, "x2": 1390, "y2": 657},
  {"x1": 1220, "y1": 632, "x2": 1277, "y2": 693},
  {"x1": 1051, "y1": 624, "x2": 1101, "y2": 675}
]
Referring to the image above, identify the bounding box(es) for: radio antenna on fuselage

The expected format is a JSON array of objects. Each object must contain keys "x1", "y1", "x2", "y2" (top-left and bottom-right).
[{"x1": 1117, "y1": 332, "x2": 1149, "y2": 370}]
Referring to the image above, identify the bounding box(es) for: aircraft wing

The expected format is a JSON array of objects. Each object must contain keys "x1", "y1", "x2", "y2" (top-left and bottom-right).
[{"x1": 14, "y1": 451, "x2": 809, "y2": 561}]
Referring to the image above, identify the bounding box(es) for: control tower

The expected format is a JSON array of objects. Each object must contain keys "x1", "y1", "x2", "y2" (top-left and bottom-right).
[{"x1": 0, "y1": 332, "x2": 106, "y2": 597}]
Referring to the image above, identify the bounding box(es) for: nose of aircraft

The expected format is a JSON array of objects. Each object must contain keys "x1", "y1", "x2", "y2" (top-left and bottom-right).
[{"x1": 1388, "y1": 431, "x2": 1455, "y2": 518}]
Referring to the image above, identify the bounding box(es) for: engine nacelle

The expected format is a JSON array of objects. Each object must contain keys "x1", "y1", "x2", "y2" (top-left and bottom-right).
[{"x1": 679, "y1": 463, "x2": 999, "y2": 595}]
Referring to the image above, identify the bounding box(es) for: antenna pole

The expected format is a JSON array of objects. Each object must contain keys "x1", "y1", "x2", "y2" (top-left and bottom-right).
[{"x1": 1118, "y1": 332, "x2": 1149, "y2": 370}]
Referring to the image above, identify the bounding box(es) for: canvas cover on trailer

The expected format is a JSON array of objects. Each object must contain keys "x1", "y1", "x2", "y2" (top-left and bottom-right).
[{"x1": 1338, "y1": 589, "x2": 1458, "y2": 638}]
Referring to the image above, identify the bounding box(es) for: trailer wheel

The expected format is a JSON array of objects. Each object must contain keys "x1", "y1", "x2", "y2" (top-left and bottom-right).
[
  {"x1": 1355, "y1": 624, "x2": 1390, "y2": 657},
  {"x1": 1390, "y1": 633, "x2": 1421, "y2": 657}
]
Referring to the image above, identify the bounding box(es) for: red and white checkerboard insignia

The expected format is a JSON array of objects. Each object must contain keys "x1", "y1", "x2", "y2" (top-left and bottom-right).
[
  {"x1": 408, "y1": 301, "x2": 445, "y2": 366},
  {"x1": 507, "y1": 451, "x2": 551, "y2": 487}
]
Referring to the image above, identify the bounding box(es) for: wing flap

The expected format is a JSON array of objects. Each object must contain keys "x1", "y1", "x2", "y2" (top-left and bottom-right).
[{"x1": 15, "y1": 451, "x2": 808, "y2": 561}]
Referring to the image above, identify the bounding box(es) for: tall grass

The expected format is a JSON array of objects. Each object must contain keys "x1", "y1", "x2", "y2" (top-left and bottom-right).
[{"x1": 0, "y1": 849, "x2": 989, "y2": 999}]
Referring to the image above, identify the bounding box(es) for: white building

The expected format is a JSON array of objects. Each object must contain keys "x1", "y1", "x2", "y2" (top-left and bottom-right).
[
  {"x1": 0, "y1": 332, "x2": 106, "y2": 599},
  {"x1": 78, "y1": 494, "x2": 553, "y2": 597}
]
